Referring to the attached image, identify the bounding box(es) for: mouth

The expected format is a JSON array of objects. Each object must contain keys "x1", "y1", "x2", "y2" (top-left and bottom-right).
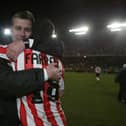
[{"x1": 17, "y1": 37, "x2": 28, "y2": 41}]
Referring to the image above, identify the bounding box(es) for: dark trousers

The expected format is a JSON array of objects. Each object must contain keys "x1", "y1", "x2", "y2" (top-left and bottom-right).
[{"x1": 118, "y1": 83, "x2": 126, "y2": 100}]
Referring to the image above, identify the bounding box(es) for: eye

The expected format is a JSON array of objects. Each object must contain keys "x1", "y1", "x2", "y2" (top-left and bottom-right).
[
  {"x1": 25, "y1": 28, "x2": 32, "y2": 32},
  {"x1": 15, "y1": 26, "x2": 21, "y2": 31}
]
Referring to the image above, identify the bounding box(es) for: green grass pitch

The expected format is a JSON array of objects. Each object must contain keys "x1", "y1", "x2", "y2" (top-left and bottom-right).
[{"x1": 61, "y1": 72, "x2": 126, "y2": 126}]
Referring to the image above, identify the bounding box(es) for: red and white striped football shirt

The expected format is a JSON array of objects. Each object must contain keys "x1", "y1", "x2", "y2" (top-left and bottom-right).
[{"x1": 0, "y1": 45, "x2": 67, "y2": 126}]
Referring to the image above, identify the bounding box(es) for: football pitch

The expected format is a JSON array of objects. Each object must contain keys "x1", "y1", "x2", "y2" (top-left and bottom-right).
[{"x1": 62, "y1": 72, "x2": 126, "y2": 126}]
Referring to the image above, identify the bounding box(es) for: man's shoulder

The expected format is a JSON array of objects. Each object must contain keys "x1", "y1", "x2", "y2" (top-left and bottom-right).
[
  {"x1": 0, "y1": 44, "x2": 9, "y2": 60},
  {"x1": 0, "y1": 44, "x2": 7, "y2": 49}
]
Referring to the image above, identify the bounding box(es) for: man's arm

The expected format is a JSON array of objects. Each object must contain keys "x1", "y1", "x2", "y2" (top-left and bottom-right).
[
  {"x1": 0, "y1": 57, "x2": 44, "y2": 97},
  {"x1": 0, "y1": 58, "x2": 61, "y2": 97}
]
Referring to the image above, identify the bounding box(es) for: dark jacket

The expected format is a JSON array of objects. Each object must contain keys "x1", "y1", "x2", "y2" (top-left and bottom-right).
[
  {"x1": 0, "y1": 57, "x2": 45, "y2": 125},
  {"x1": 115, "y1": 68, "x2": 126, "y2": 84}
]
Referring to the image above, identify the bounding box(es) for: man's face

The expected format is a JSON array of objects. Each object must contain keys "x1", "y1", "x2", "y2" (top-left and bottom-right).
[{"x1": 11, "y1": 17, "x2": 32, "y2": 41}]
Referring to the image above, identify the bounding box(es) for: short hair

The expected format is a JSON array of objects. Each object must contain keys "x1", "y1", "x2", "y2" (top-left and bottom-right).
[{"x1": 12, "y1": 10, "x2": 35, "y2": 25}]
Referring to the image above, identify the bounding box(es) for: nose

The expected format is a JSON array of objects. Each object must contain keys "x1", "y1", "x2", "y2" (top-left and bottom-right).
[
  {"x1": 19, "y1": 29, "x2": 26, "y2": 40},
  {"x1": 20, "y1": 29, "x2": 25, "y2": 36}
]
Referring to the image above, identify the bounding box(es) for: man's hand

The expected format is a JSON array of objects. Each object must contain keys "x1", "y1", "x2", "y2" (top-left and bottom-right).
[
  {"x1": 46, "y1": 63, "x2": 62, "y2": 80},
  {"x1": 7, "y1": 41, "x2": 25, "y2": 61}
]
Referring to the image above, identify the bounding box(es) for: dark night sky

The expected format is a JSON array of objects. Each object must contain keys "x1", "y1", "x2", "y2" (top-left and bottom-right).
[
  {"x1": 1, "y1": 0, "x2": 126, "y2": 55},
  {"x1": 1, "y1": 0, "x2": 126, "y2": 26}
]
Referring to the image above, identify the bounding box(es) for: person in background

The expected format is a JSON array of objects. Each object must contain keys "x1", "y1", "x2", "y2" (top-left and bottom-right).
[
  {"x1": 95, "y1": 66, "x2": 102, "y2": 81},
  {"x1": 115, "y1": 64, "x2": 126, "y2": 104}
]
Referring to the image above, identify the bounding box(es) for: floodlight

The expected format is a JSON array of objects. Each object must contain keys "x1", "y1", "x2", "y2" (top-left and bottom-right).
[{"x1": 4, "y1": 28, "x2": 11, "y2": 36}]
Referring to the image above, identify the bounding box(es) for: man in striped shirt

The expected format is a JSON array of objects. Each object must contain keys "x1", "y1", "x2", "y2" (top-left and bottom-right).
[
  {"x1": 9, "y1": 10, "x2": 67, "y2": 126},
  {"x1": 0, "y1": 40, "x2": 67, "y2": 126},
  {"x1": 13, "y1": 41, "x2": 67, "y2": 126},
  {"x1": 0, "y1": 10, "x2": 67, "y2": 126}
]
